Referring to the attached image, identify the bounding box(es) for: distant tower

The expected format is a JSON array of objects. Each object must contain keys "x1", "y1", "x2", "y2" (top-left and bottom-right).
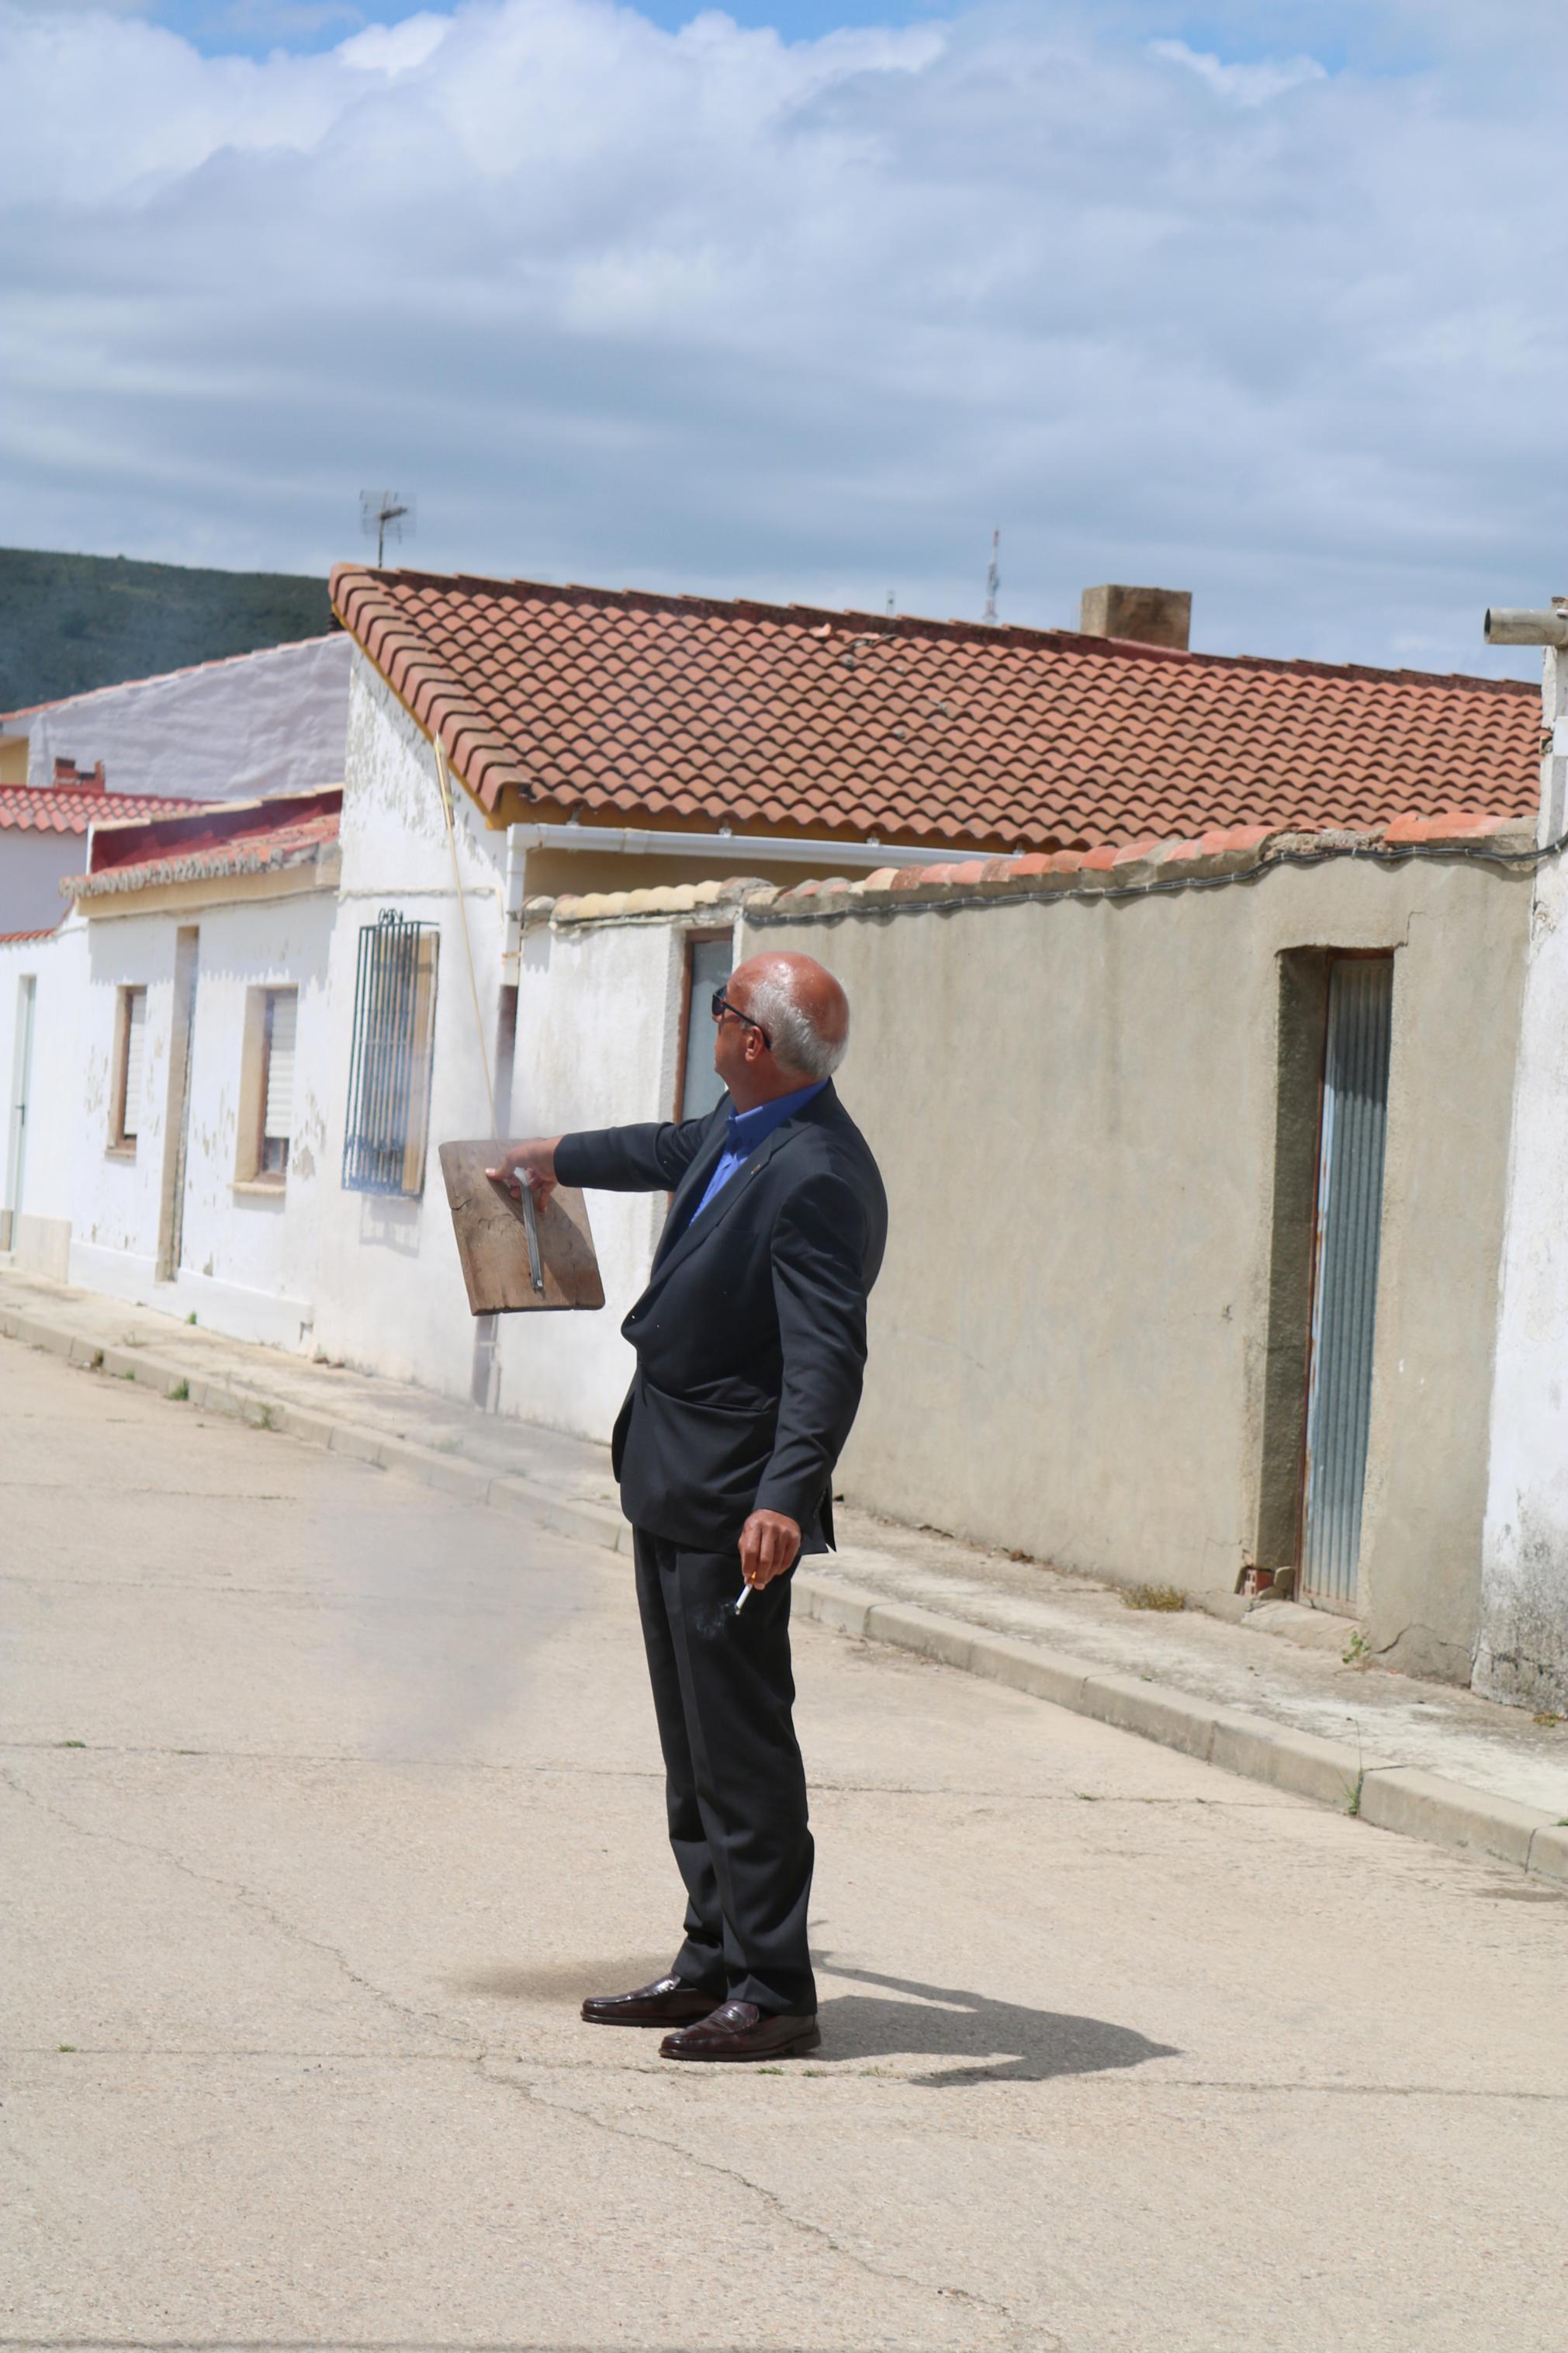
[
  {"x1": 360, "y1": 490, "x2": 416, "y2": 569},
  {"x1": 983, "y1": 528, "x2": 1000, "y2": 626}
]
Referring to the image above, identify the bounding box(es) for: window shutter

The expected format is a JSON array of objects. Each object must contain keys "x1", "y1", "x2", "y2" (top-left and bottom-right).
[
  {"x1": 123, "y1": 991, "x2": 147, "y2": 1138},
  {"x1": 263, "y1": 992, "x2": 297, "y2": 1141}
]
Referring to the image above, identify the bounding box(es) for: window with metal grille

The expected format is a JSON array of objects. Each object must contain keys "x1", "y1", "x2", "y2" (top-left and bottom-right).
[
  {"x1": 341, "y1": 911, "x2": 440, "y2": 1196},
  {"x1": 111, "y1": 986, "x2": 147, "y2": 1154}
]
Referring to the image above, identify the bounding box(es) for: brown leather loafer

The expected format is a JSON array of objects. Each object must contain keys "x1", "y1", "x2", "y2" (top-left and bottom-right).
[
  {"x1": 659, "y1": 2001, "x2": 822, "y2": 2062},
  {"x1": 580, "y1": 1976, "x2": 722, "y2": 2028}
]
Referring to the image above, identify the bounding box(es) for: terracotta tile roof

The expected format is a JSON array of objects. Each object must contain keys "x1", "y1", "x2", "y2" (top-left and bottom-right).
[
  {"x1": 65, "y1": 789, "x2": 341, "y2": 901},
  {"x1": 0, "y1": 784, "x2": 192, "y2": 835},
  {"x1": 331, "y1": 565, "x2": 1541, "y2": 852}
]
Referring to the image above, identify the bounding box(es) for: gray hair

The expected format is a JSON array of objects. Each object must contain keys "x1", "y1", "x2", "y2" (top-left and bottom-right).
[{"x1": 746, "y1": 968, "x2": 849, "y2": 1081}]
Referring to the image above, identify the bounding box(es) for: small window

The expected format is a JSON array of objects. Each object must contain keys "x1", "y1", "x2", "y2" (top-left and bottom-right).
[
  {"x1": 236, "y1": 986, "x2": 299, "y2": 1187},
  {"x1": 341, "y1": 911, "x2": 439, "y2": 1196},
  {"x1": 110, "y1": 986, "x2": 147, "y2": 1154},
  {"x1": 679, "y1": 934, "x2": 732, "y2": 1120},
  {"x1": 261, "y1": 989, "x2": 296, "y2": 1176}
]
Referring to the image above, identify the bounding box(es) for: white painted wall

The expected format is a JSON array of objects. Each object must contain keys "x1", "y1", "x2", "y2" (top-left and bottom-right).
[
  {"x1": 158, "y1": 896, "x2": 333, "y2": 1346},
  {"x1": 5, "y1": 636, "x2": 351, "y2": 802},
  {"x1": 1479, "y1": 843, "x2": 1568, "y2": 1710},
  {"x1": 0, "y1": 923, "x2": 83, "y2": 1276},
  {"x1": 50, "y1": 893, "x2": 327, "y2": 1346},
  {"x1": 309, "y1": 654, "x2": 511, "y2": 1397},
  {"x1": 498, "y1": 911, "x2": 702, "y2": 1443}
]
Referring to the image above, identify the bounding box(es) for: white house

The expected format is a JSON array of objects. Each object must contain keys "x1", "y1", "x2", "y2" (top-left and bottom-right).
[{"x1": 3, "y1": 562, "x2": 1561, "y2": 1702}]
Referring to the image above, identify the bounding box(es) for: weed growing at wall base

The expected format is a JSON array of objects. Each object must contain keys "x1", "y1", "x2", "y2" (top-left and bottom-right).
[{"x1": 1123, "y1": 1582, "x2": 1186, "y2": 1612}]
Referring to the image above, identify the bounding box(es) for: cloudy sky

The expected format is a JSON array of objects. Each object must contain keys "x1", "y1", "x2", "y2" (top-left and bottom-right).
[{"x1": 3, "y1": 0, "x2": 1563, "y2": 675}]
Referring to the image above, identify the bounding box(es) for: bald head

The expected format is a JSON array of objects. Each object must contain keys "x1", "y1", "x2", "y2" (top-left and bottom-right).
[{"x1": 729, "y1": 952, "x2": 850, "y2": 1083}]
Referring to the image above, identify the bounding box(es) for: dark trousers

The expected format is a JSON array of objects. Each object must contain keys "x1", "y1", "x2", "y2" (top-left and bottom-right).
[{"x1": 633, "y1": 1528, "x2": 815, "y2": 2016}]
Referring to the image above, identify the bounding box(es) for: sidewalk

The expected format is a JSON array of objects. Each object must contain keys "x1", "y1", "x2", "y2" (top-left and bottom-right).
[{"x1": 4, "y1": 1262, "x2": 1566, "y2": 1885}]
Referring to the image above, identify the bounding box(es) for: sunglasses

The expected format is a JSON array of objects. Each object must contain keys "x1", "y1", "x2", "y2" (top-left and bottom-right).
[{"x1": 710, "y1": 988, "x2": 772, "y2": 1050}]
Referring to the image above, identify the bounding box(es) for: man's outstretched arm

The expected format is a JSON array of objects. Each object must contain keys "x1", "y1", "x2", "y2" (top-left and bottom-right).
[{"x1": 490, "y1": 1116, "x2": 712, "y2": 1205}]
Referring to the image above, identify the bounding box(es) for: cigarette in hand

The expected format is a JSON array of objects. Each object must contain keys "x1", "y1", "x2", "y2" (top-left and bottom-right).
[{"x1": 734, "y1": 1580, "x2": 754, "y2": 1616}]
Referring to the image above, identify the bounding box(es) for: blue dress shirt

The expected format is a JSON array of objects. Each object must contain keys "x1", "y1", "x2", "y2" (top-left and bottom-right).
[{"x1": 689, "y1": 1081, "x2": 828, "y2": 1224}]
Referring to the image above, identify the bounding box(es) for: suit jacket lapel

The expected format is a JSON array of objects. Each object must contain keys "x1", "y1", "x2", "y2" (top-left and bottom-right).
[
  {"x1": 645, "y1": 1107, "x2": 814, "y2": 1294},
  {"x1": 652, "y1": 1111, "x2": 730, "y2": 1272}
]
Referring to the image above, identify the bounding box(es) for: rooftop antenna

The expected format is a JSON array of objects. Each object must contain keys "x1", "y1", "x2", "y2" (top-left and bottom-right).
[
  {"x1": 361, "y1": 489, "x2": 416, "y2": 569},
  {"x1": 982, "y1": 528, "x2": 1000, "y2": 626}
]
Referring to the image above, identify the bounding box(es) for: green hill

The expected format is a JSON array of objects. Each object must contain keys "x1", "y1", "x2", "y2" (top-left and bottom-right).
[{"x1": 0, "y1": 547, "x2": 332, "y2": 711}]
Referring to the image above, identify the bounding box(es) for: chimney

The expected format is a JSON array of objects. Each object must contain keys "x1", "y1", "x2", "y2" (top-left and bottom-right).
[
  {"x1": 1079, "y1": 584, "x2": 1191, "y2": 651},
  {"x1": 53, "y1": 757, "x2": 106, "y2": 792}
]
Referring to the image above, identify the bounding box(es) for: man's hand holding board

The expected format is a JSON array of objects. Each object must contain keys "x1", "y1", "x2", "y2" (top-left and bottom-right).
[{"x1": 438, "y1": 1136, "x2": 604, "y2": 1315}]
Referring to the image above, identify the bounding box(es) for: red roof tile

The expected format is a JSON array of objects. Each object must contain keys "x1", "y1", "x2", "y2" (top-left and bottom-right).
[
  {"x1": 0, "y1": 784, "x2": 192, "y2": 835},
  {"x1": 331, "y1": 566, "x2": 1542, "y2": 851},
  {"x1": 67, "y1": 790, "x2": 341, "y2": 900}
]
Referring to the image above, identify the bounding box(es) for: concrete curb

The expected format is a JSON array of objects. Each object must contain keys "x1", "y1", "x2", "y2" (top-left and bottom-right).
[
  {"x1": 0, "y1": 1300, "x2": 633, "y2": 1562},
  {"x1": 3, "y1": 1297, "x2": 1561, "y2": 1887},
  {"x1": 791, "y1": 1574, "x2": 1568, "y2": 1890}
]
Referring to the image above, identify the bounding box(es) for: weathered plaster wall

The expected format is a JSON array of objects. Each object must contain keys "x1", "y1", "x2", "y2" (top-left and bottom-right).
[
  {"x1": 308, "y1": 654, "x2": 510, "y2": 1397},
  {"x1": 69, "y1": 913, "x2": 182, "y2": 1291},
  {"x1": 1478, "y1": 847, "x2": 1568, "y2": 1709},
  {"x1": 0, "y1": 924, "x2": 83, "y2": 1276},
  {"x1": 160, "y1": 894, "x2": 334, "y2": 1346},
  {"x1": 54, "y1": 896, "x2": 330, "y2": 1345},
  {"x1": 10, "y1": 636, "x2": 351, "y2": 802},
  {"x1": 732, "y1": 854, "x2": 1528, "y2": 1675},
  {"x1": 499, "y1": 910, "x2": 704, "y2": 1442}
]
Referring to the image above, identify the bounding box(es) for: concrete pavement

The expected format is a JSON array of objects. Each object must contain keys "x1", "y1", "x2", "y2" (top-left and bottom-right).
[
  {"x1": 3, "y1": 1263, "x2": 1566, "y2": 1883},
  {"x1": 4, "y1": 1329, "x2": 1567, "y2": 2352}
]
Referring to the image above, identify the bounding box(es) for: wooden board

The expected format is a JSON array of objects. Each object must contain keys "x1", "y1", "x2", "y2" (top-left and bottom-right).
[{"x1": 438, "y1": 1141, "x2": 606, "y2": 1315}]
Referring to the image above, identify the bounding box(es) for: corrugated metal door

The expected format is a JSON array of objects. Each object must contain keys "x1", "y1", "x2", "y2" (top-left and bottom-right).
[{"x1": 1300, "y1": 956, "x2": 1394, "y2": 1610}]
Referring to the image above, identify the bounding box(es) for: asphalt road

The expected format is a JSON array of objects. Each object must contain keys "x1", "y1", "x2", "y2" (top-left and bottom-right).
[{"x1": 3, "y1": 1335, "x2": 1565, "y2": 2353}]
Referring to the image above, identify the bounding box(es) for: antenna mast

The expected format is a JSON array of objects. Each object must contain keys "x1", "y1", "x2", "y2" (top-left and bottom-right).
[
  {"x1": 982, "y1": 528, "x2": 1000, "y2": 626},
  {"x1": 360, "y1": 489, "x2": 416, "y2": 569}
]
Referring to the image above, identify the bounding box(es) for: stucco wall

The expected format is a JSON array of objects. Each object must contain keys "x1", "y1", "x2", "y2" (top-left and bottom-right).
[
  {"x1": 308, "y1": 655, "x2": 511, "y2": 1398},
  {"x1": 9, "y1": 636, "x2": 350, "y2": 803},
  {"x1": 0, "y1": 925, "x2": 82, "y2": 1276},
  {"x1": 40, "y1": 892, "x2": 331, "y2": 1346},
  {"x1": 732, "y1": 853, "x2": 1529, "y2": 1675},
  {"x1": 1478, "y1": 849, "x2": 1568, "y2": 1709},
  {"x1": 498, "y1": 910, "x2": 714, "y2": 1443}
]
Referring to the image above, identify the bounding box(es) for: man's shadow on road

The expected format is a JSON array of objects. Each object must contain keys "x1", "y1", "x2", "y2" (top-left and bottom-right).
[{"x1": 815, "y1": 1960, "x2": 1179, "y2": 2088}]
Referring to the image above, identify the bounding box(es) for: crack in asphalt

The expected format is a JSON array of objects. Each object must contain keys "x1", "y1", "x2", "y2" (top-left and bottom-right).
[
  {"x1": 473, "y1": 2057, "x2": 1046, "y2": 2352},
  {"x1": 0, "y1": 1767, "x2": 476, "y2": 2057}
]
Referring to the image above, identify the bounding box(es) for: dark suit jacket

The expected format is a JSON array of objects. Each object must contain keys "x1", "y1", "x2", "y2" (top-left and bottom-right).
[{"x1": 554, "y1": 1082, "x2": 887, "y2": 1554}]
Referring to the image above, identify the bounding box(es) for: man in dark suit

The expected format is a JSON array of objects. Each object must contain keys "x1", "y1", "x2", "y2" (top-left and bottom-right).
[{"x1": 491, "y1": 951, "x2": 886, "y2": 2063}]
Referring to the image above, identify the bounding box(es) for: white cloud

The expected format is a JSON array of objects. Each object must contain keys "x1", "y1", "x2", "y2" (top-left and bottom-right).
[
  {"x1": 1150, "y1": 37, "x2": 1327, "y2": 107},
  {"x1": 338, "y1": 10, "x2": 449, "y2": 70},
  {"x1": 0, "y1": 0, "x2": 1564, "y2": 679}
]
